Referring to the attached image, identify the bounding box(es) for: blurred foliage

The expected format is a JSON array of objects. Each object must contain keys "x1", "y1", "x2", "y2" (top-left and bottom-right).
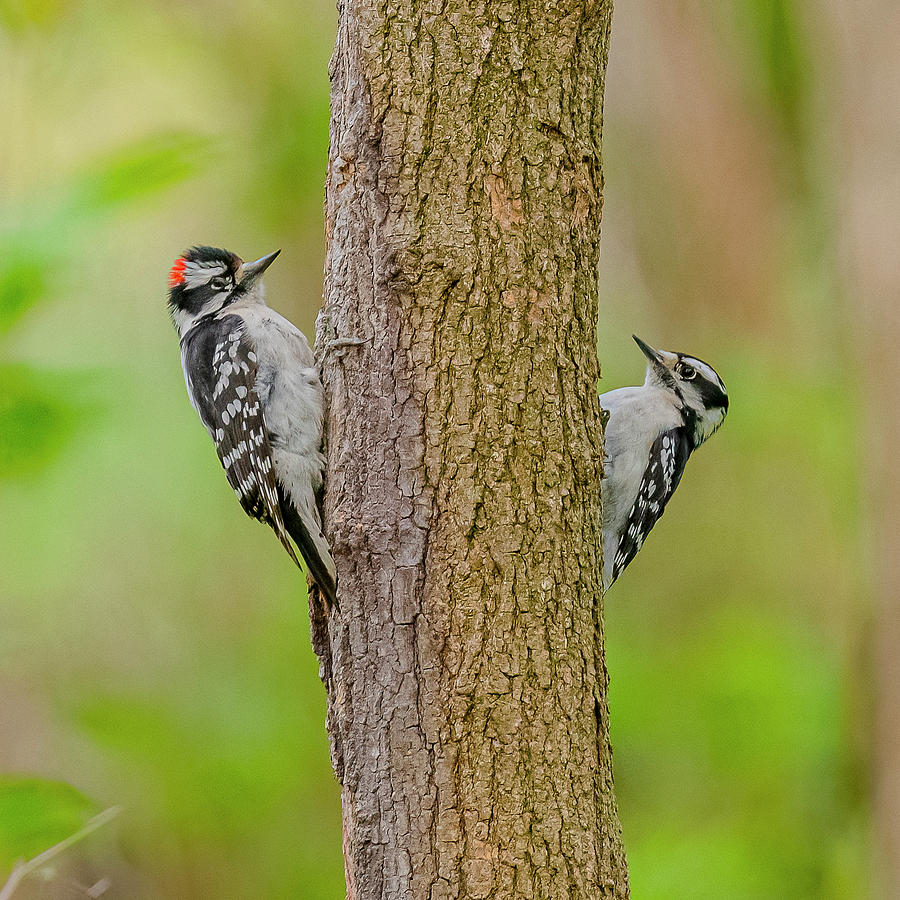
[
  {"x1": 0, "y1": 255, "x2": 48, "y2": 335},
  {"x1": 0, "y1": 0, "x2": 872, "y2": 897},
  {"x1": 0, "y1": 1, "x2": 343, "y2": 895},
  {"x1": 724, "y1": 0, "x2": 813, "y2": 151},
  {"x1": 0, "y1": 133, "x2": 211, "y2": 331},
  {"x1": 600, "y1": 0, "x2": 869, "y2": 896},
  {"x1": 0, "y1": 365, "x2": 82, "y2": 477},
  {"x1": 64, "y1": 133, "x2": 212, "y2": 217},
  {"x1": 0, "y1": 133, "x2": 211, "y2": 481},
  {"x1": 0, "y1": 0, "x2": 66, "y2": 33},
  {"x1": 0, "y1": 778, "x2": 95, "y2": 870}
]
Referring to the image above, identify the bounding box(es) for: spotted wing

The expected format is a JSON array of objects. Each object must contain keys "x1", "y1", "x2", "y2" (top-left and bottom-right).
[
  {"x1": 181, "y1": 315, "x2": 300, "y2": 567},
  {"x1": 611, "y1": 428, "x2": 692, "y2": 583}
]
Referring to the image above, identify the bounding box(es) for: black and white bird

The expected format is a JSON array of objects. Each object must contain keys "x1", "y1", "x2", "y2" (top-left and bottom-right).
[
  {"x1": 600, "y1": 335, "x2": 728, "y2": 588},
  {"x1": 167, "y1": 246, "x2": 336, "y2": 605}
]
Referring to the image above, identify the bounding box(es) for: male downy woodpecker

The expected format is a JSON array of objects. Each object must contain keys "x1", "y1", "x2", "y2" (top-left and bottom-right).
[
  {"x1": 167, "y1": 246, "x2": 336, "y2": 605},
  {"x1": 600, "y1": 335, "x2": 728, "y2": 588}
]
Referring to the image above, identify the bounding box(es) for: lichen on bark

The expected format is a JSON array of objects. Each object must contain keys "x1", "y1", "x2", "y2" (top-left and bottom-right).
[{"x1": 315, "y1": 0, "x2": 628, "y2": 897}]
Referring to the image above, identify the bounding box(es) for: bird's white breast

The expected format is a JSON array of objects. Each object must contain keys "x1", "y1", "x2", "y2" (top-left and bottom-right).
[{"x1": 599, "y1": 385, "x2": 682, "y2": 562}]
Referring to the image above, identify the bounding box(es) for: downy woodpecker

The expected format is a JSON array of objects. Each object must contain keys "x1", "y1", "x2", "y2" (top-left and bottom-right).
[
  {"x1": 600, "y1": 336, "x2": 728, "y2": 588},
  {"x1": 167, "y1": 246, "x2": 336, "y2": 605}
]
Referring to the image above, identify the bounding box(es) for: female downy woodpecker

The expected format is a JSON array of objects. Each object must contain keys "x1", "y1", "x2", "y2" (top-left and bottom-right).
[
  {"x1": 167, "y1": 246, "x2": 336, "y2": 605},
  {"x1": 600, "y1": 335, "x2": 728, "y2": 589}
]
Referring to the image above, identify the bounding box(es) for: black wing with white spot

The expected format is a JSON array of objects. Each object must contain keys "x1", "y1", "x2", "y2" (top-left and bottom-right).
[
  {"x1": 612, "y1": 428, "x2": 692, "y2": 583},
  {"x1": 181, "y1": 315, "x2": 300, "y2": 567}
]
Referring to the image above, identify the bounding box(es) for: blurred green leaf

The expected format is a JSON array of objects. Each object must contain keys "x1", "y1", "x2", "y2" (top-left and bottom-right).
[
  {"x1": 0, "y1": 777, "x2": 95, "y2": 872},
  {"x1": 0, "y1": 364, "x2": 95, "y2": 477},
  {"x1": 66, "y1": 132, "x2": 213, "y2": 216},
  {"x1": 0, "y1": 252, "x2": 51, "y2": 336},
  {"x1": 0, "y1": 0, "x2": 67, "y2": 32},
  {"x1": 0, "y1": 132, "x2": 211, "y2": 340},
  {"x1": 74, "y1": 682, "x2": 305, "y2": 838}
]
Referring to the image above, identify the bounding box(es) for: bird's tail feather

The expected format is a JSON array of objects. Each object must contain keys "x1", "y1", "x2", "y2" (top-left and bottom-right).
[{"x1": 277, "y1": 486, "x2": 337, "y2": 608}]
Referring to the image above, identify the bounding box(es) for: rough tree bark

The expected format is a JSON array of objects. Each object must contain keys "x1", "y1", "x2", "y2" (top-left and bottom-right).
[{"x1": 314, "y1": 1, "x2": 627, "y2": 897}]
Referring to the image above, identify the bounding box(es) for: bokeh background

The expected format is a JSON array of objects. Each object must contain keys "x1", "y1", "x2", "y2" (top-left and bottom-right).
[{"x1": 0, "y1": 0, "x2": 894, "y2": 897}]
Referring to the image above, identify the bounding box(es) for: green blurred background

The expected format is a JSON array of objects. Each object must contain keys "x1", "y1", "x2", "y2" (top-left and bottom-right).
[{"x1": 0, "y1": 0, "x2": 884, "y2": 896}]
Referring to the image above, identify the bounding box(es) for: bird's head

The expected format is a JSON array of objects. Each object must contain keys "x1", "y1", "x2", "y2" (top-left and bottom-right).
[
  {"x1": 167, "y1": 246, "x2": 280, "y2": 337},
  {"x1": 633, "y1": 334, "x2": 729, "y2": 446}
]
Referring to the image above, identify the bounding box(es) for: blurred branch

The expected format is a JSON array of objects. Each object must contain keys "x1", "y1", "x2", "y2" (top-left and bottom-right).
[
  {"x1": 0, "y1": 805, "x2": 121, "y2": 900},
  {"x1": 822, "y1": 1, "x2": 900, "y2": 893}
]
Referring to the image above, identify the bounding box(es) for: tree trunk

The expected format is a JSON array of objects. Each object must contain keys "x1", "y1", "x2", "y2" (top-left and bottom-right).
[{"x1": 315, "y1": 1, "x2": 627, "y2": 897}]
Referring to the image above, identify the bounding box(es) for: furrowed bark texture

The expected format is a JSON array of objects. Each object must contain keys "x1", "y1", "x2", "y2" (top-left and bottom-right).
[{"x1": 316, "y1": 1, "x2": 627, "y2": 897}]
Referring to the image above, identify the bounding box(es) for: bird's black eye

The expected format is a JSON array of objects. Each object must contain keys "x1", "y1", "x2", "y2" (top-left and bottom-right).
[
  {"x1": 678, "y1": 363, "x2": 696, "y2": 380},
  {"x1": 209, "y1": 276, "x2": 230, "y2": 291}
]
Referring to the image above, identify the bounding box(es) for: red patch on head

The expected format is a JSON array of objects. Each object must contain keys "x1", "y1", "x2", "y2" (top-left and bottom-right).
[{"x1": 168, "y1": 257, "x2": 188, "y2": 287}]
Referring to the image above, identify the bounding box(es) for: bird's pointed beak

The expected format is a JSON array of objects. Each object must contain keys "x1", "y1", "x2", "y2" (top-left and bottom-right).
[
  {"x1": 633, "y1": 334, "x2": 678, "y2": 375},
  {"x1": 633, "y1": 335, "x2": 665, "y2": 365},
  {"x1": 240, "y1": 249, "x2": 281, "y2": 283}
]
